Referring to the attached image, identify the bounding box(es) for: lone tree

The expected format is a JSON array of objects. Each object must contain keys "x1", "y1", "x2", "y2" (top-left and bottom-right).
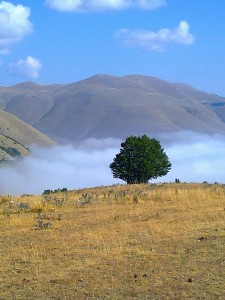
[{"x1": 109, "y1": 135, "x2": 171, "y2": 184}]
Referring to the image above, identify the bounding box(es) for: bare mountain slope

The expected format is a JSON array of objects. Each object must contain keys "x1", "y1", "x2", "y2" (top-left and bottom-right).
[
  {"x1": 0, "y1": 109, "x2": 55, "y2": 161},
  {"x1": 1, "y1": 75, "x2": 225, "y2": 143}
]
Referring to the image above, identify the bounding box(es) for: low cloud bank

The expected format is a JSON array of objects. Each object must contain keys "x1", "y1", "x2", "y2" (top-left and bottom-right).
[
  {"x1": 160, "y1": 132, "x2": 225, "y2": 183},
  {"x1": 0, "y1": 139, "x2": 122, "y2": 195},
  {"x1": 1, "y1": 133, "x2": 225, "y2": 195}
]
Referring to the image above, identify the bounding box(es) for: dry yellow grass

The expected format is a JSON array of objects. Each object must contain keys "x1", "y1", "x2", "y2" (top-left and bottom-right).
[{"x1": 0, "y1": 183, "x2": 224, "y2": 299}]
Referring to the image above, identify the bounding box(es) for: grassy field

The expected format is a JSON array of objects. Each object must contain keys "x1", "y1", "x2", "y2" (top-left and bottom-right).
[{"x1": 0, "y1": 183, "x2": 224, "y2": 299}]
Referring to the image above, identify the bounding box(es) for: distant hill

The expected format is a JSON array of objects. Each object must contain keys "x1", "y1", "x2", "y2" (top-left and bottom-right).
[
  {"x1": 0, "y1": 109, "x2": 55, "y2": 161},
  {"x1": 1, "y1": 75, "x2": 225, "y2": 143}
]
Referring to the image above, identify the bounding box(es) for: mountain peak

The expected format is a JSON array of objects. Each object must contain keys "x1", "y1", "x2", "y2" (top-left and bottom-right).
[
  {"x1": 1, "y1": 74, "x2": 225, "y2": 143},
  {"x1": 11, "y1": 81, "x2": 40, "y2": 90}
]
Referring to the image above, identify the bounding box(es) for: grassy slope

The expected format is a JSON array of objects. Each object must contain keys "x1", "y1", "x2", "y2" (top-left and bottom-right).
[
  {"x1": 0, "y1": 133, "x2": 30, "y2": 160},
  {"x1": 0, "y1": 110, "x2": 55, "y2": 160},
  {"x1": 0, "y1": 183, "x2": 224, "y2": 299},
  {"x1": 0, "y1": 110, "x2": 55, "y2": 146}
]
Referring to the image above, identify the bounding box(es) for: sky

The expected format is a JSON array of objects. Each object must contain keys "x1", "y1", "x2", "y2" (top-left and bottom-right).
[{"x1": 0, "y1": 0, "x2": 225, "y2": 96}]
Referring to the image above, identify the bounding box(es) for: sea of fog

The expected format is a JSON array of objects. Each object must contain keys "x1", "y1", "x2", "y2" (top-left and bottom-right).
[{"x1": 1, "y1": 132, "x2": 225, "y2": 195}]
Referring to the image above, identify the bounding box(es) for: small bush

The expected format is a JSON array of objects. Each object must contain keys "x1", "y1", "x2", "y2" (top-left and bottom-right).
[
  {"x1": 42, "y1": 189, "x2": 51, "y2": 195},
  {"x1": 30, "y1": 202, "x2": 56, "y2": 213},
  {"x1": 133, "y1": 195, "x2": 139, "y2": 204},
  {"x1": 42, "y1": 187, "x2": 68, "y2": 195},
  {"x1": 17, "y1": 202, "x2": 30, "y2": 210},
  {"x1": 0, "y1": 195, "x2": 9, "y2": 204}
]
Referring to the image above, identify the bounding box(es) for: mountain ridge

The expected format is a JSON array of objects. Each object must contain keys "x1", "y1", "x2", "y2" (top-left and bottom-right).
[{"x1": 1, "y1": 74, "x2": 225, "y2": 143}]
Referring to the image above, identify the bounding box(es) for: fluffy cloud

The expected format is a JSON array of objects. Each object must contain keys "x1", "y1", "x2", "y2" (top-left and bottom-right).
[
  {"x1": 8, "y1": 56, "x2": 42, "y2": 78},
  {"x1": 115, "y1": 21, "x2": 195, "y2": 51},
  {"x1": 45, "y1": 0, "x2": 166, "y2": 12},
  {"x1": 0, "y1": 1, "x2": 33, "y2": 53}
]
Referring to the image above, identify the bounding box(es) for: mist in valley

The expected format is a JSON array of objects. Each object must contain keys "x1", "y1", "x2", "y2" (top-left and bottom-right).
[{"x1": 0, "y1": 132, "x2": 225, "y2": 195}]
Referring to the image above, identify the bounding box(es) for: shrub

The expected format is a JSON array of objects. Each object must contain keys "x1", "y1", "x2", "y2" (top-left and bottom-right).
[{"x1": 0, "y1": 195, "x2": 9, "y2": 204}]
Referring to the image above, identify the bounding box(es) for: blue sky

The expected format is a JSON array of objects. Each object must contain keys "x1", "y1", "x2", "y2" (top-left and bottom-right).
[{"x1": 0, "y1": 0, "x2": 225, "y2": 96}]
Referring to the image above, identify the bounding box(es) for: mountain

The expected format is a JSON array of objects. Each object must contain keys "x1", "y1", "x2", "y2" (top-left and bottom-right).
[
  {"x1": 1, "y1": 75, "x2": 225, "y2": 143},
  {"x1": 0, "y1": 109, "x2": 55, "y2": 161}
]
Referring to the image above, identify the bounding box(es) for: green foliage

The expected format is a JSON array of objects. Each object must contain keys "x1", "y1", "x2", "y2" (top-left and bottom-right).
[
  {"x1": 109, "y1": 135, "x2": 171, "y2": 184},
  {"x1": 42, "y1": 187, "x2": 68, "y2": 195}
]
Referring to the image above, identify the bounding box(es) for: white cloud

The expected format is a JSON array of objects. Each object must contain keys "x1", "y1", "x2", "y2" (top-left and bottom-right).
[
  {"x1": 0, "y1": 1, "x2": 33, "y2": 52},
  {"x1": 1, "y1": 134, "x2": 225, "y2": 195},
  {"x1": 45, "y1": 0, "x2": 166, "y2": 12},
  {"x1": 161, "y1": 132, "x2": 225, "y2": 183},
  {"x1": 8, "y1": 56, "x2": 42, "y2": 78},
  {"x1": 0, "y1": 140, "x2": 122, "y2": 195},
  {"x1": 115, "y1": 21, "x2": 195, "y2": 51}
]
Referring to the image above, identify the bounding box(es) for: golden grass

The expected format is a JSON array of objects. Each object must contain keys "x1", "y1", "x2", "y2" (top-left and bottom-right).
[{"x1": 0, "y1": 183, "x2": 224, "y2": 299}]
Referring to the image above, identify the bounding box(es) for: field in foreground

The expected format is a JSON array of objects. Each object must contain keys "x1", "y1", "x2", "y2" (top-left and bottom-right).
[{"x1": 0, "y1": 183, "x2": 224, "y2": 299}]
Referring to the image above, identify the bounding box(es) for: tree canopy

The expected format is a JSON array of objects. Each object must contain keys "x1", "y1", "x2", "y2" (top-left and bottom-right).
[{"x1": 109, "y1": 135, "x2": 171, "y2": 184}]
